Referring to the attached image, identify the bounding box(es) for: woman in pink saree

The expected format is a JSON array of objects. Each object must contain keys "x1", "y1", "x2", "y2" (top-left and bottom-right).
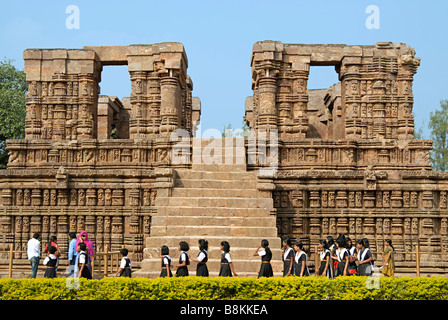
[{"x1": 74, "y1": 231, "x2": 95, "y2": 276}]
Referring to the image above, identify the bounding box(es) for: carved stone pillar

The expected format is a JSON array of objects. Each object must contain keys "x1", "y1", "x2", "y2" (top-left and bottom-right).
[
  {"x1": 23, "y1": 49, "x2": 101, "y2": 142},
  {"x1": 341, "y1": 60, "x2": 362, "y2": 139},
  {"x1": 257, "y1": 75, "x2": 278, "y2": 132},
  {"x1": 159, "y1": 74, "x2": 181, "y2": 135}
]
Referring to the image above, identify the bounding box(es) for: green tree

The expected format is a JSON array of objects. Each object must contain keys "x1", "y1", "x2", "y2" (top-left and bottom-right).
[
  {"x1": 428, "y1": 100, "x2": 448, "y2": 171},
  {"x1": 0, "y1": 58, "x2": 27, "y2": 168},
  {"x1": 413, "y1": 114, "x2": 426, "y2": 140},
  {"x1": 222, "y1": 121, "x2": 251, "y2": 138}
]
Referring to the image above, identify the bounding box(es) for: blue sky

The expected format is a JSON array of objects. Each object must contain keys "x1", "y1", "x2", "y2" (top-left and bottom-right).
[{"x1": 1, "y1": 0, "x2": 447, "y2": 137}]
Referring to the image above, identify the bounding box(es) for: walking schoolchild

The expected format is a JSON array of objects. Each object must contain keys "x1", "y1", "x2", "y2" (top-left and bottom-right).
[
  {"x1": 76, "y1": 242, "x2": 92, "y2": 279},
  {"x1": 160, "y1": 245, "x2": 172, "y2": 277},
  {"x1": 317, "y1": 239, "x2": 333, "y2": 279},
  {"x1": 357, "y1": 238, "x2": 374, "y2": 276},
  {"x1": 282, "y1": 238, "x2": 294, "y2": 277},
  {"x1": 190, "y1": 239, "x2": 209, "y2": 277},
  {"x1": 219, "y1": 241, "x2": 238, "y2": 277},
  {"x1": 43, "y1": 246, "x2": 58, "y2": 278},
  {"x1": 174, "y1": 241, "x2": 190, "y2": 277},
  {"x1": 346, "y1": 237, "x2": 358, "y2": 275},
  {"x1": 253, "y1": 239, "x2": 273, "y2": 278},
  {"x1": 114, "y1": 248, "x2": 132, "y2": 277},
  {"x1": 75, "y1": 231, "x2": 95, "y2": 275},
  {"x1": 294, "y1": 241, "x2": 310, "y2": 277},
  {"x1": 332, "y1": 237, "x2": 349, "y2": 277}
]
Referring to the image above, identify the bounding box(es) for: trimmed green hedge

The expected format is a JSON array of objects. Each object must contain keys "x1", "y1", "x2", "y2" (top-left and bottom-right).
[{"x1": 0, "y1": 276, "x2": 447, "y2": 300}]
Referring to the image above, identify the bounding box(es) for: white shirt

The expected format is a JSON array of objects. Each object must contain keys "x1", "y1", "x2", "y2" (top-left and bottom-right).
[
  {"x1": 197, "y1": 251, "x2": 207, "y2": 262},
  {"x1": 359, "y1": 248, "x2": 371, "y2": 261},
  {"x1": 223, "y1": 251, "x2": 232, "y2": 263},
  {"x1": 336, "y1": 248, "x2": 348, "y2": 262},
  {"x1": 78, "y1": 250, "x2": 87, "y2": 264},
  {"x1": 258, "y1": 249, "x2": 266, "y2": 257},
  {"x1": 27, "y1": 238, "x2": 40, "y2": 260},
  {"x1": 295, "y1": 251, "x2": 307, "y2": 264},
  {"x1": 283, "y1": 247, "x2": 293, "y2": 259},
  {"x1": 163, "y1": 255, "x2": 171, "y2": 266},
  {"x1": 180, "y1": 251, "x2": 188, "y2": 261},
  {"x1": 43, "y1": 254, "x2": 59, "y2": 267},
  {"x1": 120, "y1": 257, "x2": 131, "y2": 269},
  {"x1": 320, "y1": 249, "x2": 330, "y2": 261},
  {"x1": 349, "y1": 247, "x2": 357, "y2": 256}
]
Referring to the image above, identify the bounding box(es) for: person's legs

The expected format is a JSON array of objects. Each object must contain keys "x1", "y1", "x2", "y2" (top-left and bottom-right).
[
  {"x1": 68, "y1": 258, "x2": 76, "y2": 276},
  {"x1": 30, "y1": 257, "x2": 39, "y2": 278}
]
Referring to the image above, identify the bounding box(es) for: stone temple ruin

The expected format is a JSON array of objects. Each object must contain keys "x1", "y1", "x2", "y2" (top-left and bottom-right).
[{"x1": 0, "y1": 41, "x2": 447, "y2": 277}]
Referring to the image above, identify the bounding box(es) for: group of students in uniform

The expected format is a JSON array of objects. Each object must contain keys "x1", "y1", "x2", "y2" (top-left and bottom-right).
[
  {"x1": 281, "y1": 235, "x2": 375, "y2": 279},
  {"x1": 298, "y1": 234, "x2": 394, "y2": 279},
  {"x1": 160, "y1": 239, "x2": 239, "y2": 277},
  {"x1": 159, "y1": 235, "x2": 395, "y2": 279},
  {"x1": 314, "y1": 235, "x2": 375, "y2": 278}
]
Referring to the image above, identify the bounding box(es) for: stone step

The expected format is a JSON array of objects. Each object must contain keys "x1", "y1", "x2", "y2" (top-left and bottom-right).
[
  {"x1": 154, "y1": 206, "x2": 274, "y2": 217},
  {"x1": 143, "y1": 246, "x2": 283, "y2": 261},
  {"x1": 145, "y1": 235, "x2": 282, "y2": 249},
  {"x1": 160, "y1": 197, "x2": 272, "y2": 209},
  {"x1": 190, "y1": 164, "x2": 247, "y2": 172},
  {"x1": 132, "y1": 271, "x2": 285, "y2": 278},
  {"x1": 173, "y1": 178, "x2": 257, "y2": 189},
  {"x1": 150, "y1": 225, "x2": 279, "y2": 238},
  {"x1": 150, "y1": 215, "x2": 277, "y2": 228},
  {"x1": 191, "y1": 149, "x2": 246, "y2": 166},
  {"x1": 137, "y1": 258, "x2": 285, "y2": 276},
  {"x1": 171, "y1": 188, "x2": 259, "y2": 198},
  {"x1": 175, "y1": 170, "x2": 255, "y2": 181}
]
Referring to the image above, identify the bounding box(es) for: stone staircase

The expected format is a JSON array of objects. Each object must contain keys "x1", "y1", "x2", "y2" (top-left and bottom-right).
[{"x1": 134, "y1": 138, "x2": 283, "y2": 278}]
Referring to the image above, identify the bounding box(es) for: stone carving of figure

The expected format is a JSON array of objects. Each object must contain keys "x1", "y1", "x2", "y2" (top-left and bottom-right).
[
  {"x1": 98, "y1": 189, "x2": 104, "y2": 206},
  {"x1": 24, "y1": 189, "x2": 31, "y2": 206},
  {"x1": 383, "y1": 218, "x2": 391, "y2": 234},
  {"x1": 85, "y1": 150, "x2": 94, "y2": 163},
  {"x1": 16, "y1": 189, "x2": 23, "y2": 206},
  {"x1": 78, "y1": 189, "x2": 86, "y2": 206},
  {"x1": 143, "y1": 189, "x2": 151, "y2": 206},
  {"x1": 411, "y1": 218, "x2": 418, "y2": 234},
  {"x1": 105, "y1": 189, "x2": 112, "y2": 206}
]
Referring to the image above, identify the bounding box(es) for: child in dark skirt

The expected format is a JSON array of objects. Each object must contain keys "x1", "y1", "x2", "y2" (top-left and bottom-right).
[
  {"x1": 43, "y1": 246, "x2": 58, "y2": 278},
  {"x1": 174, "y1": 241, "x2": 190, "y2": 277},
  {"x1": 76, "y1": 242, "x2": 92, "y2": 279},
  {"x1": 294, "y1": 241, "x2": 310, "y2": 277},
  {"x1": 282, "y1": 238, "x2": 294, "y2": 277},
  {"x1": 253, "y1": 239, "x2": 273, "y2": 278},
  {"x1": 332, "y1": 237, "x2": 349, "y2": 277},
  {"x1": 357, "y1": 238, "x2": 374, "y2": 276},
  {"x1": 219, "y1": 241, "x2": 238, "y2": 277},
  {"x1": 114, "y1": 248, "x2": 132, "y2": 277},
  {"x1": 317, "y1": 239, "x2": 333, "y2": 279},
  {"x1": 160, "y1": 245, "x2": 172, "y2": 277},
  {"x1": 190, "y1": 239, "x2": 209, "y2": 277}
]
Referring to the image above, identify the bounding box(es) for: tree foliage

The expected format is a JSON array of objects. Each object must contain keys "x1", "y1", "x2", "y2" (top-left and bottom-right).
[
  {"x1": 0, "y1": 58, "x2": 27, "y2": 168},
  {"x1": 428, "y1": 100, "x2": 448, "y2": 171}
]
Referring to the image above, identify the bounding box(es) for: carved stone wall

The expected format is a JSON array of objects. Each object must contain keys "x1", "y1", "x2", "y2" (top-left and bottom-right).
[
  {"x1": 0, "y1": 40, "x2": 446, "y2": 276},
  {"x1": 246, "y1": 41, "x2": 447, "y2": 274},
  {"x1": 246, "y1": 41, "x2": 421, "y2": 142},
  {"x1": 0, "y1": 43, "x2": 200, "y2": 268}
]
